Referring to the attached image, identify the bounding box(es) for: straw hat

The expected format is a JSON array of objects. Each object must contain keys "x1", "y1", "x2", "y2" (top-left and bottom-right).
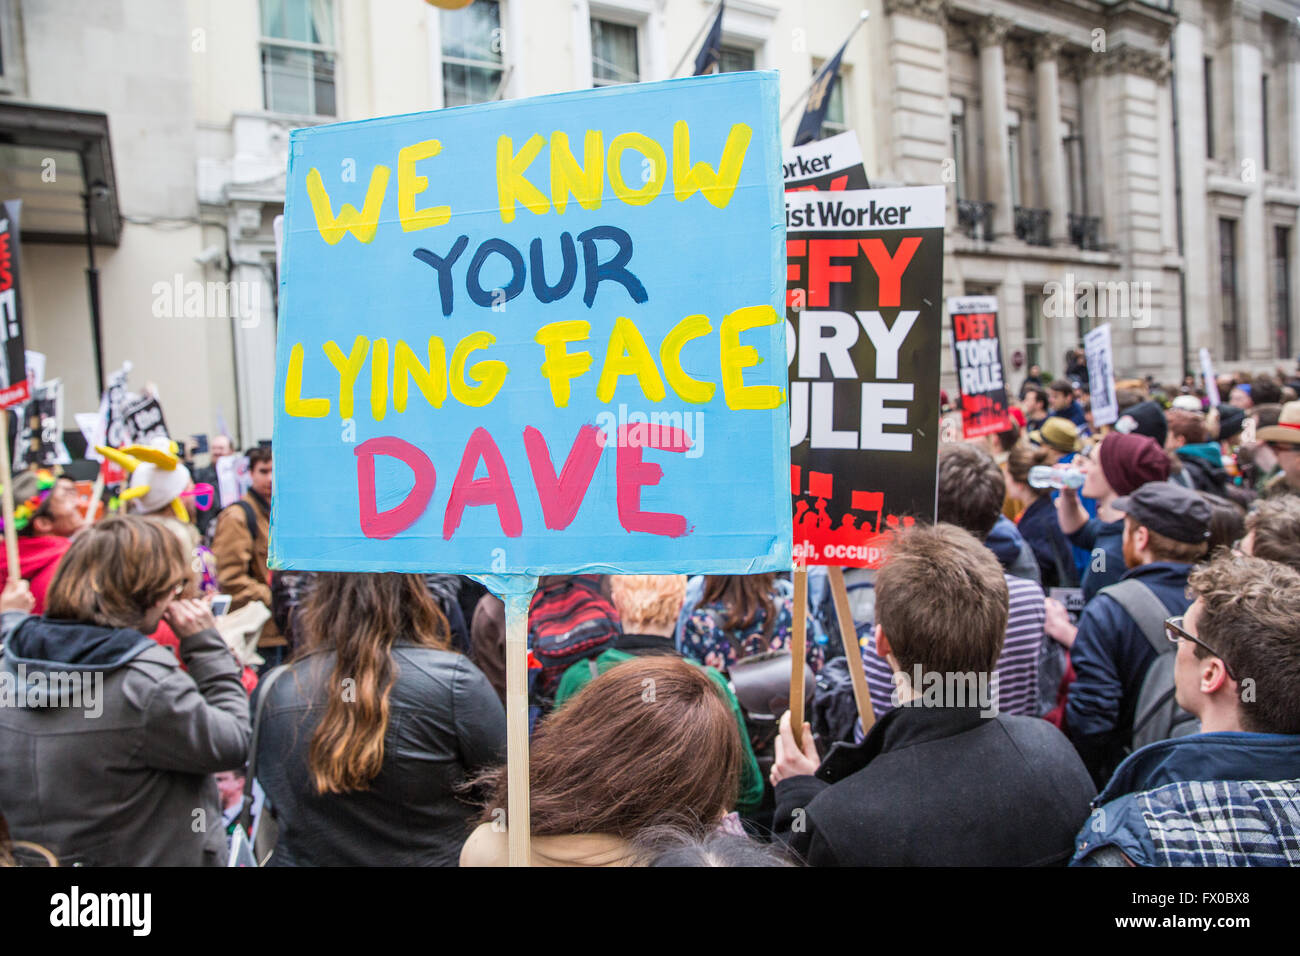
[{"x1": 1256, "y1": 401, "x2": 1300, "y2": 445}]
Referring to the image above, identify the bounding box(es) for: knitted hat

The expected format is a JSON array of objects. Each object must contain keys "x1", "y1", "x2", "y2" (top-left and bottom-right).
[
  {"x1": 1215, "y1": 404, "x2": 1245, "y2": 442},
  {"x1": 1097, "y1": 432, "x2": 1170, "y2": 496},
  {"x1": 0, "y1": 468, "x2": 57, "y2": 533},
  {"x1": 1113, "y1": 400, "x2": 1168, "y2": 448}
]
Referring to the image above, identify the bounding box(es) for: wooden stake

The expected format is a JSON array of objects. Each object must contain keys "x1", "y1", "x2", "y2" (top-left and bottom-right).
[
  {"x1": 82, "y1": 468, "x2": 105, "y2": 529},
  {"x1": 0, "y1": 411, "x2": 19, "y2": 583},
  {"x1": 504, "y1": 595, "x2": 532, "y2": 867},
  {"x1": 789, "y1": 567, "x2": 808, "y2": 749},
  {"x1": 828, "y1": 565, "x2": 875, "y2": 737}
]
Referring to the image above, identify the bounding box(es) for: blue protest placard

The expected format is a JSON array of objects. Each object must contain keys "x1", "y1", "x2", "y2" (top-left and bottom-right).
[{"x1": 272, "y1": 72, "x2": 791, "y2": 575}]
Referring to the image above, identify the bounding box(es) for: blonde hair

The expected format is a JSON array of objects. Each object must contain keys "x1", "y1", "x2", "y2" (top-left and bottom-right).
[{"x1": 608, "y1": 575, "x2": 687, "y2": 632}]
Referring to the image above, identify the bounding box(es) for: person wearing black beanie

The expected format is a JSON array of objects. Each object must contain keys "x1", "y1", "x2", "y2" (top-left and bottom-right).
[{"x1": 1114, "y1": 400, "x2": 1167, "y2": 449}]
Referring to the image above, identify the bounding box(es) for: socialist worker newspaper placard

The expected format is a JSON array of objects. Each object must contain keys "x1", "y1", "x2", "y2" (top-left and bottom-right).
[
  {"x1": 786, "y1": 186, "x2": 944, "y2": 568},
  {"x1": 273, "y1": 72, "x2": 792, "y2": 576},
  {"x1": 947, "y1": 295, "x2": 1011, "y2": 439}
]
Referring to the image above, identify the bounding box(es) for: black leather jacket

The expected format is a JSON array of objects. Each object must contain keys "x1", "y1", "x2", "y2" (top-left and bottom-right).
[{"x1": 255, "y1": 643, "x2": 505, "y2": 866}]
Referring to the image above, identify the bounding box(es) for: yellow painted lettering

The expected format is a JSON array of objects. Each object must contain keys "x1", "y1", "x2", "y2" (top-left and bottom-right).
[
  {"x1": 284, "y1": 342, "x2": 330, "y2": 418},
  {"x1": 370, "y1": 338, "x2": 389, "y2": 422},
  {"x1": 673, "y1": 121, "x2": 752, "y2": 208},
  {"x1": 660, "y1": 313, "x2": 716, "y2": 404},
  {"x1": 393, "y1": 337, "x2": 448, "y2": 411},
  {"x1": 550, "y1": 130, "x2": 604, "y2": 214},
  {"x1": 607, "y1": 132, "x2": 667, "y2": 206},
  {"x1": 322, "y1": 335, "x2": 370, "y2": 419},
  {"x1": 450, "y1": 332, "x2": 508, "y2": 406},
  {"x1": 305, "y1": 167, "x2": 390, "y2": 245},
  {"x1": 535, "y1": 320, "x2": 593, "y2": 407},
  {"x1": 397, "y1": 139, "x2": 451, "y2": 231},
  {"x1": 496, "y1": 134, "x2": 551, "y2": 223},
  {"x1": 597, "y1": 316, "x2": 665, "y2": 403},
  {"x1": 720, "y1": 305, "x2": 784, "y2": 410}
]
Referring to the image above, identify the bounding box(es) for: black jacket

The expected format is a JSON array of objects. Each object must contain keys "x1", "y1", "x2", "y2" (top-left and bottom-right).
[
  {"x1": 774, "y1": 705, "x2": 1095, "y2": 866},
  {"x1": 255, "y1": 643, "x2": 505, "y2": 866}
]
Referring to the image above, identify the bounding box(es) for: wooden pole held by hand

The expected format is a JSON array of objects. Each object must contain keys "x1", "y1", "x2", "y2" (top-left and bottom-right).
[
  {"x1": 0, "y1": 412, "x2": 19, "y2": 583},
  {"x1": 828, "y1": 565, "x2": 875, "y2": 737},
  {"x1": 790, "y1": 567, "x2": 808, "y2": 749}
]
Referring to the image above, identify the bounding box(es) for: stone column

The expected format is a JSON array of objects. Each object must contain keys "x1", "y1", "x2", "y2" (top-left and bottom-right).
[
  {"x1": 1033, "y1": 34, "x2": 1069, "y2": 244},
  {"x1": 1230, "y1": 9, "x2": 1270, "y2": 360},
  {"x1": 977, "y1": 16, "x2": 1015, "y2": 239}
]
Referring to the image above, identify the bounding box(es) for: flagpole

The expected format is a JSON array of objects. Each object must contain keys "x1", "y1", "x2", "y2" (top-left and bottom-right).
[
  {"x1": 781, "y1": 9, "x2": 869, "y2": 122},
  {"x1": 669, "y1": 0, "x2": 725, "y2": 78}
]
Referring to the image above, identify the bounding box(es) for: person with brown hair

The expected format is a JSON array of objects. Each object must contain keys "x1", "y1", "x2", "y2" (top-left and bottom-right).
[
  {"x1": 253, "y1": 572, "x2": 504, "y2": 866},
  {"x1": 1074, "y1": 554, "x2": 1300, "y2": 866},
  {"x1": 1006, "y1": 443, "x2": 1077, "y2": 589},
  {"x1": 0, "y1": 514, "x2": 250, "y2": 866},
  {"x1": 1240, "y1": 496, "x2": 1300, "y2": 572},
  {"x1": 1166, "y1": 407, "x2": 1230, "y2": 496},
  {"x1": 770, "y1": 523, "x2": 1094, "y2": 866},
  {"x1": 551, "y1": 574, "x2": 764, "y2": 817},
  {"x1": 461, "y1": 655, "x2": 743, "y2": 867},
  {"x1": 681, "y1": 572, "x2": 818, "y2": 673}
]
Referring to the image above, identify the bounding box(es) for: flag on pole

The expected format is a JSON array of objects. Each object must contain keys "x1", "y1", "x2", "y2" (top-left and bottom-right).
[
  {"x1": 693, "y1": 2, "x2": 725, "y2": 76},
  {"x1": 794, "y1": 39, "x2": 848, "y2": 146}
]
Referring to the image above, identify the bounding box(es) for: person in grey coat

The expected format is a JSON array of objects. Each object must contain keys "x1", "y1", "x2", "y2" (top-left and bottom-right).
[{"x1": 0, "y1": 514, "x2": 250, "y2": 866}]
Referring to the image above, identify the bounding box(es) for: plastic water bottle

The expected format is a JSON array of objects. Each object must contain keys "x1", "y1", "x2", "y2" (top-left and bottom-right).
[{"x1": 1028, "y1": 465, "x2": 1085, "y2": 491}]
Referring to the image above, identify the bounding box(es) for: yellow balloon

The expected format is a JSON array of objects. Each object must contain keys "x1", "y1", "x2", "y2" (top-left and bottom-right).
[{"x1": 424, "y1": 0, "x2": 475, "y2": 8}]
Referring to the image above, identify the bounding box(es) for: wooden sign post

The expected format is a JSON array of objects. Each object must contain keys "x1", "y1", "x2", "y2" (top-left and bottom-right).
[
  {"x1": 0, "y1": 411, "x2": 18, "y2": 582},
  {"x1": 827, "y1": 565, "x2": 875, "y2": 736},
  {"x1": 789, "y1": 566, "x2": 808, "y2": 748}
]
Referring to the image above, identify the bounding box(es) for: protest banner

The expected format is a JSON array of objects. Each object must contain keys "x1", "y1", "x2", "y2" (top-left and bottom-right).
[
  {"x1": 783, "y1": 130, "x2": 869, "y2": 193},
  {"x1": 122, "y1": 394, "x2": 170, "y2": 443},
  {"x1": 18, "y1": 379, "x2": 71, "y2": 470},
  {"x1": 273, "y1": 72, "x2": 791, "y2": 863},
  {"x1": 0, "y1": 200, "x2": 29, "y2": 582},
  {"x1": 1199, "y1": 347, "x2": 1221, "y2": 407},
  {"x1": 786, "y1": 186, "x2": 944, "y2": 570},
  {"x1": 947, "y1": 295, "x2": 1010, "y2": 439},
  {"x1": 216, "y1": 453, "x2": 251, "y2": 508},
  {"x1": 1084, "y1": 323, "x2": 1117, "y2": 427}
]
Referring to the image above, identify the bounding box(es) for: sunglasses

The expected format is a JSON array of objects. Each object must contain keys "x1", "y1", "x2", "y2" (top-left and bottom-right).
[{"x1": 1164, "y1": 615, "x2": 1238, "y2": 683}]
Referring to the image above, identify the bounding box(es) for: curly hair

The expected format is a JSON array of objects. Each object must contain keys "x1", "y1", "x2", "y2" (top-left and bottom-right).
[{"x1": 1187, "y1": 555, "x2": 1300, "y2": 734}]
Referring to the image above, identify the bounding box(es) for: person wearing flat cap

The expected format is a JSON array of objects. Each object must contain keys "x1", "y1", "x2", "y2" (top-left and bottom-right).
[
  {"x1": 1028, "y1": 417, "x2": 1083, "y2": 464},
  {"x1": 1257, "y1": 400, "x2": 1300, "y2": 500},
  {"x1": 1045, "y1": 482, "x2": 1212, "y2": 786}
]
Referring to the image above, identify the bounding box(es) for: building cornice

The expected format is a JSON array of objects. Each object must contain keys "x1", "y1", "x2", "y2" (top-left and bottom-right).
[{"x1": 885, "y1": 0, "x2": 949, "y2": 27}]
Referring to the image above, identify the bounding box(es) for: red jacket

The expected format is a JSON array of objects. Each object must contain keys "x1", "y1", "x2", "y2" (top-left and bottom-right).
[{"x1": 0, "y1": 535, "x2": 72, "y2": 614}]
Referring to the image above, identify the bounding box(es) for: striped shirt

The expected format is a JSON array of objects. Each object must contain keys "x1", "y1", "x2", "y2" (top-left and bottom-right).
[{"x1": 858, "y1": 573, "x2": 1046, "y2": 730}]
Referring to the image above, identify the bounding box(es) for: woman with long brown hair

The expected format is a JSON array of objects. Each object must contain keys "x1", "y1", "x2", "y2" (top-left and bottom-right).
[
  {"x1": 460, "y1": 655, "x2": 743, "y2": 866},
  {"x1": 254, "y1": 572, "x2": 505, "y2": 866},
  {"x1": 680, "y1": 573, "x2": 822, "y2": 673}
]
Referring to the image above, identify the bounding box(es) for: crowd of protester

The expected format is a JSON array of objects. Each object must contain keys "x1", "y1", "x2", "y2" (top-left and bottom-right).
[{"x1": 1, "y1": 357, "x2": 1299, "y2": 868}]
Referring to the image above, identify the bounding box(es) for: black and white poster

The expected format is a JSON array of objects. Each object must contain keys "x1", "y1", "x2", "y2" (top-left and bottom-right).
[{"x1": 786, "y1": 186, "x2": 945, "y2": 568}]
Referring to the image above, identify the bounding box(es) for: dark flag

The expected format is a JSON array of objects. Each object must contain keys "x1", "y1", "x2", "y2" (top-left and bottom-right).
[
  {"x1": 794, "y1": 40, "x2": 847, "y2": 146},
  {"x1": 0, "y1": 200, "x2": 29, "y2": 410},
  {"x1": 692, "y1": 2, "x2": 725, "y2": 76}
]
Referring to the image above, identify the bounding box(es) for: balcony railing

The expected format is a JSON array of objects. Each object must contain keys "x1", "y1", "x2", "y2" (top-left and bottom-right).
[
  {"x1": 956, "y1": 199, "x2": 994, "y2": 242},
  {"x1": 1015, "y1": 206, "x2": 1051, "y2": 247},
  {"x1": 1068, "y1": 213, "x2": 1102, "y2": 251}
]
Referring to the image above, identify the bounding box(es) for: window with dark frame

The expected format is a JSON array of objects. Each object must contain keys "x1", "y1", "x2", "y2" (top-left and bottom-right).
[
  {"x1": 591, "y1": 19, "x2": 639, "y2": 87},
  {"x1": 1276, "y1": 226, "x2": 1292, "y2": 359},
  {"x1": 718, "y1": 45, "x2": 755, "y2": 74},
  {"x1": 1204, "y1": 56, "x2": 1215, "y2": 159},
  {"x1": 1220, "y1": 218, "x2": 1240, "y2": 361},
  {"x1": 1262, "y1": 74, "x2": 1271, "y2": 171}
]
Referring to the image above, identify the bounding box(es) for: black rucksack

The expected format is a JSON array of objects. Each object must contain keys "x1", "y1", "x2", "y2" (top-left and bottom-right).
[{"x1": 1100, "y1": 578, "x2": 1201, "y2": 752}]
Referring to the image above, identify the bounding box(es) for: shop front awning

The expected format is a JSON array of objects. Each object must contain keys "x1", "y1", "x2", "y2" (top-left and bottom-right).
[{"x1": 0, "y1": 102, "x2": 120, "y2": 246}]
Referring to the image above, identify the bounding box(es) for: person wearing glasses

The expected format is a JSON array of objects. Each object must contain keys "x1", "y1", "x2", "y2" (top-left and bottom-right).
[
  {"x1": 0, "y1": 515, "x2": 250, "y2": 866},
  {"x1": 1256, "y1": 400, "x2": 1300, "y2": 501},
  {"x1": 1072, "y1": 553, "x2": 1300, "y2": 866},
  {"x1": 1049, "y1": 482, "x2": 1211, "y2": 787}
]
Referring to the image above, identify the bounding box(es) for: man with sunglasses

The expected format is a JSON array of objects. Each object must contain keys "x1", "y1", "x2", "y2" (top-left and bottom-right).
[
  {"x1": 1073, "y1": 553, "x2": 1300, "y2": 865},
  {"x1": 1057, "y1": 482, "x2": 1211, "y2": 787}
]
